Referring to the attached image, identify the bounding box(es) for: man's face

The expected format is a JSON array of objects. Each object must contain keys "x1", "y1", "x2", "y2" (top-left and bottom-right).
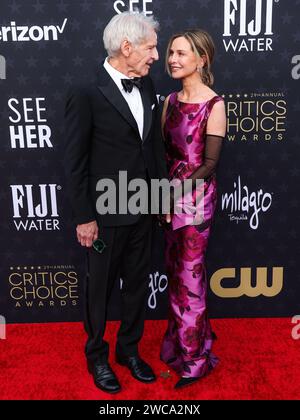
[{"x1": 127, "y1": 29, "x2": 159, "y2": 77}]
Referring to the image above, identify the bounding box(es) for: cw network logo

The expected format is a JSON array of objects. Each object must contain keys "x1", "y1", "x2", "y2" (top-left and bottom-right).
[
  {"x1": 0, "y1": 54, "x2": 6, "y2": 79},
  {"x1": 0, "y1": 18, "x2": 67, "y2": 42},
  {"x1": 210, "y1": 267, "x2": 283, "y2": 298}
]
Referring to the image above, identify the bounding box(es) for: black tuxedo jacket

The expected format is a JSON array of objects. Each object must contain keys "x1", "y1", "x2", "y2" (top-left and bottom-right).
[{"x1": 64, "y1": 65, "x2": 168, "y2": 227}]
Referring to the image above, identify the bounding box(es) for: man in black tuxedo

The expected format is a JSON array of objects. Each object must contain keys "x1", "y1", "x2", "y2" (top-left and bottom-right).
[{"x1": 64, "y1": 12, "x2": 167, "y2": 393}]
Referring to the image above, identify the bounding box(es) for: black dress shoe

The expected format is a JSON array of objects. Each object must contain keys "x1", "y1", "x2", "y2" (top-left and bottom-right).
[
  {"x1": 174, "y1": 377, "x2": 200, "y2": 389},
  {"x1": 116, "y1": 354, "x2": 156, "y2": 383},
  {"x1": 87, "y1": 361, "x2": 121, "y2": 394}
]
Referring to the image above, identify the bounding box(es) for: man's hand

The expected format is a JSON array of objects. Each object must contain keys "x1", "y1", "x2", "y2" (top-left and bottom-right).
[
  {"x1": 157, "y1": 213, "x2": 172, "y2": 227},
  {"x1": 76, "y1": 221, "x2": 99, "y2": 248}
]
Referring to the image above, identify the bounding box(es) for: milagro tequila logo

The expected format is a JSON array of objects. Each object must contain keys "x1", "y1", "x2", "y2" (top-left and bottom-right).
[
  {"x1": 10, "y1": 184, "x2": 61, "y2": 231},
  {"x1": 221, "y1": 176, "x2": 272, "y2": 229},
  {"x1": 223, "y1": 0, "x2": 277, "y2": 52}
]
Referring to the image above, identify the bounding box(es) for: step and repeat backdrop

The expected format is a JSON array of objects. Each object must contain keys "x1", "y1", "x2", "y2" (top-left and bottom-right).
[{"x1": 0, "y1": 0, "x2": 299, "y2": 323}]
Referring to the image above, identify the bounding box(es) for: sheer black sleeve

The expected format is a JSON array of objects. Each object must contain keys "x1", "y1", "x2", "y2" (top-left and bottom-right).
[
  {"x1": 165, "y1": 134, "x2": 224, "y2": 215},
  {"x1": 186, "y1": 134, "x2": 224, "y2": 189}
]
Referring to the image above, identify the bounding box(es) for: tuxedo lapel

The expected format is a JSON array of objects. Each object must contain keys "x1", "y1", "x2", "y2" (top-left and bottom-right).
[
  {"x1": 97, "y1": 66, "x2": 140, "y2": 138},
  {"x1": 140, "y1": 81, "x2": 152, "y2": 141}
]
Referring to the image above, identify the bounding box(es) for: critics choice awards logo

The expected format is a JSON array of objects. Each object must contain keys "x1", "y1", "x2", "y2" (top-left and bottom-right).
[
  {"x1": 8, "y1": 265, "x2": 79, "y2": 309},
  {"x1": 224, "y1": 92, "x2": 287, "y2": 142}
]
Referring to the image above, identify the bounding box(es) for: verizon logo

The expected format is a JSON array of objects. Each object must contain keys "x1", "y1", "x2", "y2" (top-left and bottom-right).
[{"x1": 0, "y1": 18, "x2": 68, "y2": 42}]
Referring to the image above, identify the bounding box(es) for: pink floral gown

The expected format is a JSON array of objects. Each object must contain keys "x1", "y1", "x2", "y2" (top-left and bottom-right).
[{"x1": 160, "y1": 92, "x2": 223, "y2": 378}]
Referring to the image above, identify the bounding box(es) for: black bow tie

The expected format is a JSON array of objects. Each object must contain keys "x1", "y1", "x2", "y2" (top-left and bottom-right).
[{"x1": 121, "y1": 77, "x2": 142, "y2": 93}]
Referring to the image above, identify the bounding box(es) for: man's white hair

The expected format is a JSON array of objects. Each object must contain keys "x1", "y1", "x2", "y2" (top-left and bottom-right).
[{"x1": 103, "y1": 11, "x2": 159, "y2": 57}]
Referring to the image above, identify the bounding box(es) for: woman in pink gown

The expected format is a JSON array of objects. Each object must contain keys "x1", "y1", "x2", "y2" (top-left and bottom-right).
[{"x1": 160, "y1": 30, "x2": 227, "y2": 389}]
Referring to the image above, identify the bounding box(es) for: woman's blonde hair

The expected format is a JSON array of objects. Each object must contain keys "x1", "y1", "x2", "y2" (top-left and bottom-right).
[{"x1": 165, "y1": 29, "x2": 215, "y2": 87}]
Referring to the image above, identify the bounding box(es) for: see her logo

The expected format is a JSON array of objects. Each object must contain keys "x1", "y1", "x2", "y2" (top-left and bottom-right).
[{"x1": 114, "y1": 0, "x2": 153, "y2": 15}]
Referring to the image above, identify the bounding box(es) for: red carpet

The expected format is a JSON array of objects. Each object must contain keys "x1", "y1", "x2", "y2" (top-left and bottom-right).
[{"x1": 0, "y1": 318, "x2": 299, "y2": 400}]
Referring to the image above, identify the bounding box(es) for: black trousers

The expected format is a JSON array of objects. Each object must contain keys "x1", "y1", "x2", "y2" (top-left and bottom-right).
[{"x1": 84, "y1": 214, "x2": 152, "y2": 364}]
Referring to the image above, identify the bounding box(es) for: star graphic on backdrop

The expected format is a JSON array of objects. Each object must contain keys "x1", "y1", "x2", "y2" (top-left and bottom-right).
[
  {"x1": 49, "y1": 57, "x2": 61, "y2": 67},
  {"x1": 293, "y1": 31, "x2": 300, "y2": 42},
  {"x1": 293, "y1": 101, "x2": 300, "y2": 112},
  {"x1": 32, "y1": 0, "x2": 45, "y2": 13},
  {"x1": 210, "y1": 16, "x2": 223, "y2": 27},
  {"x1": 196, "y1": 0, "x2": 211, "y2": 8},
  {"x1": 162, "y1": 16, "x2": 174, "y2": 29},
  {"x1": 80, "y1": 0, "x2": 92, "y2": 12},
  {"x1": 82, "y1": 37, "x2": 95, "y2": 48},
  {"x1": 37, "y1": 42, "x2": 47, "y2": 50},
  {"x1": 57, "y1": 0, "x2": 69, "y2": 13},
  {"x1": 280, "y1": 49, "x2": 292, "y2": 62},
  {"x1": 38, "y1": 157, "x2": 49, "y2": 168},
  {"x1": 93, "y1": 18, "x2": 104, "y2": 31},
  {"x1": 17, "y1": 74, "x2": 28, "y2": 85},
  {"x1": 52, "y1": 91, "x2": 63, "y2": 101},
  {"x1": 257, "y1": 53, "x2": 267, "y2": 62},
  {"x1": 290, "y1": 167, "x2": 300, "y2": 177},
  {"x1": 40, "y1": 73, "x2": 51, "y2": 85},
  {"x1": 17, "y1": 158, "x2": 28, "y2": 168},
  {"x1": 73, "y1": 56, "x2": 84, "y2": 66},
  {"x1": 268, "y1": 67, "x2": 280, "y2": 78},
  {"x1": 59, "y1": 39, "x2": 71, "y2": 49},
  {"x1": 245, "y1": 69, "x2": 256, "y2": 79},
  {"x1": 27, "y1": 57, "x2": 38, "y2": 68},
  {"x1": 9, "y1": 0, "x2": 22, "y2": 13},
  {"x1": 268, "y1": 168, "x2": 278, "y2": 178},
  {"x1": 70, "y1": 19, "x2": 81, "y2": 32},
  {"x1": 104, "y1": 0, "x2": 113, "y2": 11},
  {"x1": 14, "y1": 43, "x2": 24, "y2": 51},
  {"x1": 186, "y1": 17, "x2": 199, "y2": 27},
  {"x1": 222, "y1": 68, "x2": 233, "y2": 80},
  {"x1": 281, "y1": 12, "x2": 293, "y2": 25},
  {"x1": 234, "y1": 54, "x2": 244, "y2": 63},
  {"x1": 175, "y1": 0, "x2": 186, "y2": 9}
]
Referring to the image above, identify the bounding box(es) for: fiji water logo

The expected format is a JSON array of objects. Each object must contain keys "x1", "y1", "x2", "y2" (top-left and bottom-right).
[
  {"x1": 221, "y1": 176, "x2": 273, "y2": 230},
  {"x1": 223, "y1": 0, "x2": 277, "y2": 52}
]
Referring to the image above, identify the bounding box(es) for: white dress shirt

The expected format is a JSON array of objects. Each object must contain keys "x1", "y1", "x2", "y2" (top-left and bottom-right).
[{"x1": 103, "y1": 57, "x2": 144, "y2": 140}]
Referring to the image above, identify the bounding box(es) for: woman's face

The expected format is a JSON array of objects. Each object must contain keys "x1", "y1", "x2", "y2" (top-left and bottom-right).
[{"x1": 168, "y1": 36, "x2": 203, "y2": 79}]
